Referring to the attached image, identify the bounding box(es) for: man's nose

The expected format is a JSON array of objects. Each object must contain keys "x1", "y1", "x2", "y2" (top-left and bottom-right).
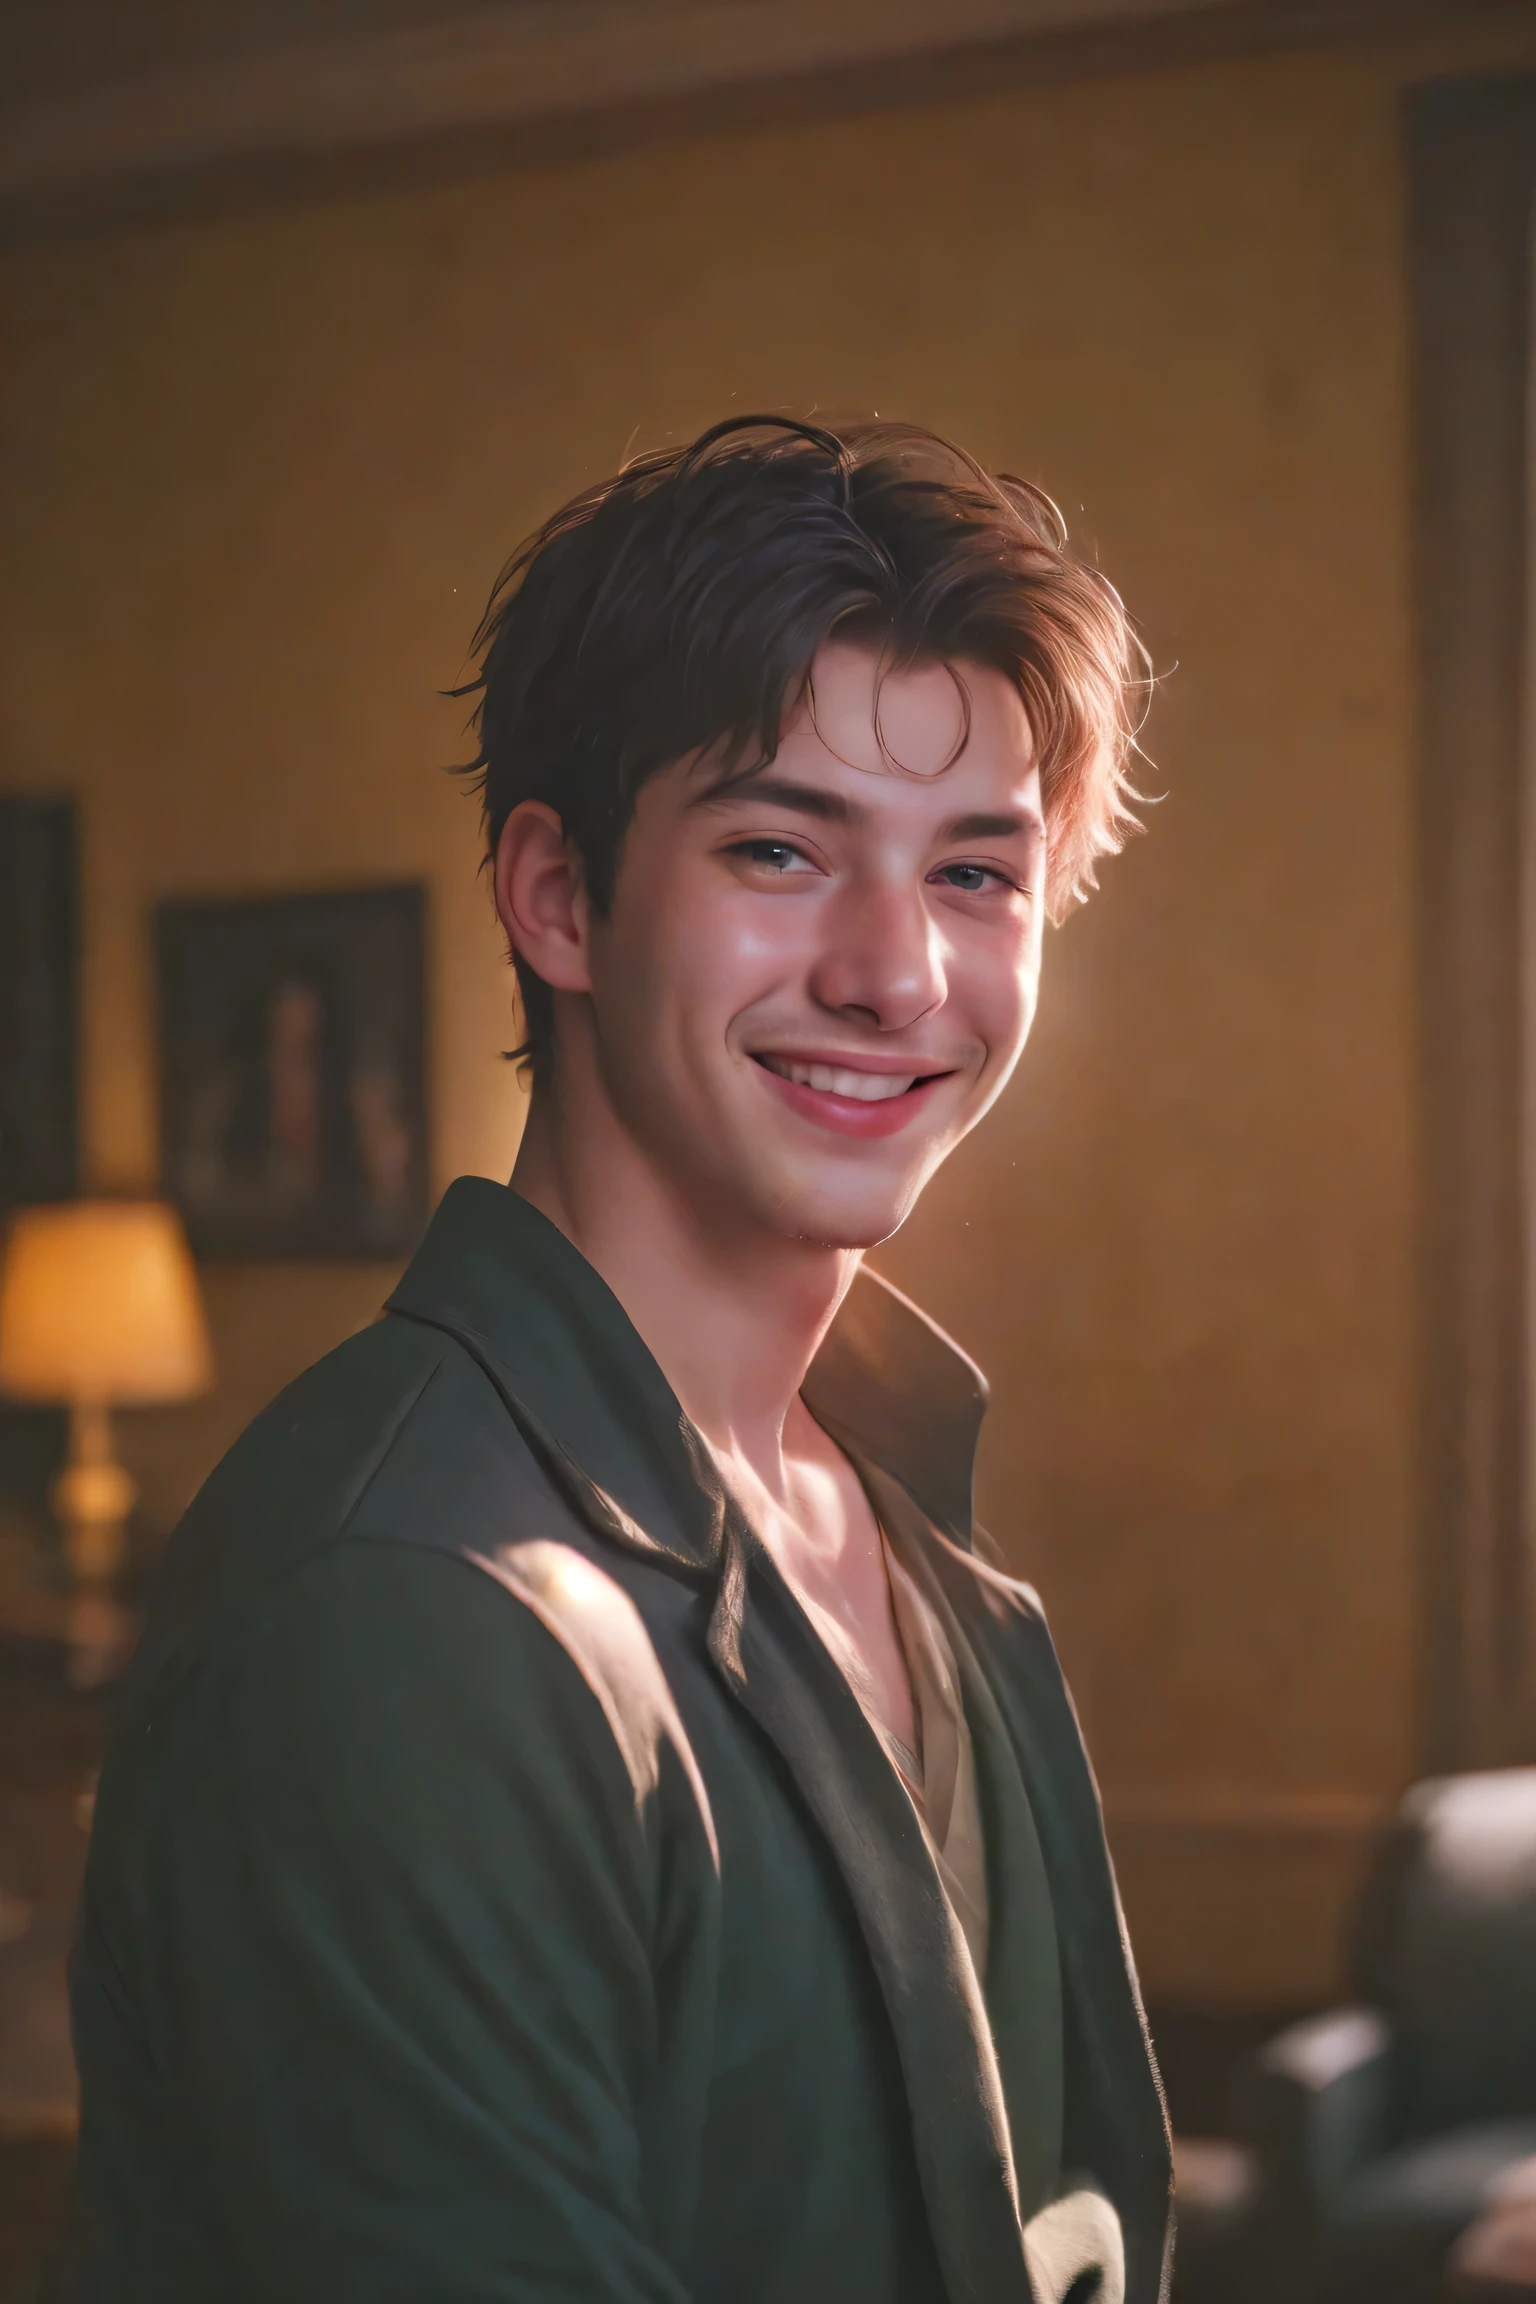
[{"x1": 809, "y1": 875, "x2": 946, "y2": 1031}]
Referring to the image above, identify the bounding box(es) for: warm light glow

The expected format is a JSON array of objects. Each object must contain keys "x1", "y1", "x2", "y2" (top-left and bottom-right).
[{"x1": 0, "y1": 1201, "x2": 213, "y2": 1407}]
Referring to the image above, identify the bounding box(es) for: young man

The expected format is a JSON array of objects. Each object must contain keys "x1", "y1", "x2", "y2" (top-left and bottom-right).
[{"x1": 71, "y1": 418, "x2": 1171, "y2": 2302}]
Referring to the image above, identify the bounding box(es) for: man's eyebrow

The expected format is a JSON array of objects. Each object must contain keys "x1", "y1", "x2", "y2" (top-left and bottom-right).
[
  {"x1": 690, "y1": 774, "x2": 863, "y2": 825},
  {"x1": 939, "y1": 809, "x2": 1044, "y2": 844},
  {"x1": 692, "y1": 778, "x2": 1043, "y2": 845}
]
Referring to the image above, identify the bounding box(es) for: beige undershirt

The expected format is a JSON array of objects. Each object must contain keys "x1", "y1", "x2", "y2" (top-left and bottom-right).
[
  {"x1": 867, "y1": 1536, "x2": 991, "y2": 1988},
  {"x1": 830, "y1": 1535, "x2": 1127, "y2": 2303}
]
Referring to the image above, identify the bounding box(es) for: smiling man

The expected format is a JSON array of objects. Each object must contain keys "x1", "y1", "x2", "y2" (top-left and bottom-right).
[{"x1": 71, "y1": 418, "x2": 1171, "y2": 2304}]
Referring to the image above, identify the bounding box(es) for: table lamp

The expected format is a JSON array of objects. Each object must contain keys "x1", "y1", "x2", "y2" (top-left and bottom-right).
[{"x1": 0, "y1": 1201, "x2": 212, "y2": 1587}]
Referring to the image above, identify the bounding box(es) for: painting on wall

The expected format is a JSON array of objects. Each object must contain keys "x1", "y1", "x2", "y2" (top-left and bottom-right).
[
  {"x1": 0, "y1": 798, "x2": 78, "y2": 1518},
  {"x1": 0, "y1": 799, "x2": 78, "y2": 1217},
  {"x1": 157, "y1": 885, "x2": 429, "y2": 1261}
]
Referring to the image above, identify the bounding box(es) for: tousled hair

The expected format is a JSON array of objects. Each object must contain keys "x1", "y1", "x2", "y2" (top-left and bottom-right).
[{"x1": 454, "y1": 414, "x2": 1149, "y2": 1081}]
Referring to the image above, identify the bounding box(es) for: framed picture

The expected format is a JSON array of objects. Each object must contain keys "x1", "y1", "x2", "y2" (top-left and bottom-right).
[
  {"x1": 157, "y1": 885, "x2": 429, "y2": 1260},
  {"x1": 0, "y1": 798, "x2": 78, "y2": 1216},
  {"x1": 0, "y1": 798, "x2": 77, "y2": 1518}
]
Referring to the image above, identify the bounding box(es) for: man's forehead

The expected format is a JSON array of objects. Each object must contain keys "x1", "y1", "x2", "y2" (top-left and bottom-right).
[
  {"x1": 754, "y1": 646, "x2": 1038, "y2": 825},
  {"x1": 794, "y1": 638, "x2": 1034, "y2": 784},
  {"x1": 666, "y1": 639, "x2": 1040, "y2": 831},
  {"x1": 805, "y1": 644, "x2": 964, "y2": 778}
]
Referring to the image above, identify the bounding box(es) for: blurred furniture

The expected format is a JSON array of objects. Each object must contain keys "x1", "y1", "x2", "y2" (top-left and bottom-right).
[
  {"x1": 0, "y1": 1200, "x2": 210, "y2": 1589},
  {"x1": 1447, "y1": 2157, "x2": 1536, "y2": 2298},
  {"x1": 0, "y1": 1626, "x2": 118, "y2": 2304},
  {"x1": 1242, "y1": 1770, "x2": 1536, "y2": 2303},
  {"x1": 1169, "y1": 2135, "x2": 1257, "y2": 2303}
]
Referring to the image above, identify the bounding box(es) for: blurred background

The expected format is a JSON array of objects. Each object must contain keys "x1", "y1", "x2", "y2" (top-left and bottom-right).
[{"x1": 1, "y1": 2, "x2": 1535, "y2": 2296}]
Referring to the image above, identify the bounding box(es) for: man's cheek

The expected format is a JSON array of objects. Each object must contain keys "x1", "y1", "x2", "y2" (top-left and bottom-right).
[
  {"x1": 685, "y1": 895, "x2": 805, "y2": 995},
  {"x1": 969, "y1": 970, "x2": 1035, "y2": 1078}
]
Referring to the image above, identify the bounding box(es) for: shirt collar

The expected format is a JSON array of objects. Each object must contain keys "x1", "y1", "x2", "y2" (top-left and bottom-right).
[{"x1": 386, "y1": 1177, "x2": 986, "y2": 1569}]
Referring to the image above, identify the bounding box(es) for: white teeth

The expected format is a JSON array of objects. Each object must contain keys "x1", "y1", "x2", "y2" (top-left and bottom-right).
[{"x1": 761, "y1": 1057, "x2": 917, "y2": 1102}]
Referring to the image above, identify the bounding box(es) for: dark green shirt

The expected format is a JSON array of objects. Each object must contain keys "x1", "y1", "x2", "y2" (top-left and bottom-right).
[{"x1": 70, "y1": 1180, "x2": 1170, "y2": 2302}]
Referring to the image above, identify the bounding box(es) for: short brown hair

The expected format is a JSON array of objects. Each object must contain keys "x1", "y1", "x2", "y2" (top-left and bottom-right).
[{"x1": 457, "y1": 415, "x2": 1147, "y2": 1080}]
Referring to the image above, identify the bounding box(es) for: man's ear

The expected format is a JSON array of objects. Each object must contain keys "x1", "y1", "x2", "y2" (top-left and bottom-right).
[{"x1": 493, "y1": 802, "x2": 592, "y2": 996}]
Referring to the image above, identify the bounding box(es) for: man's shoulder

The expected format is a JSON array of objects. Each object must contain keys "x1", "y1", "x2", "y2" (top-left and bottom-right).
[
  {"x1": 121, "y1": 1311, "x2": 712, "y2": 1813},
  {"x1": 141, "y1": 1311, "x2": 574, "y2": 1657},
  {"x1": 86, "y1": 1330, "x2": 719, "y2": 1988}
]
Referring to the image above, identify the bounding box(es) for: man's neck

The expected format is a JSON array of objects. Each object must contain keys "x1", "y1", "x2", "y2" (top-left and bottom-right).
[{"x1": 510, "y1": 1083, "x2": 860, "y2": 1498}]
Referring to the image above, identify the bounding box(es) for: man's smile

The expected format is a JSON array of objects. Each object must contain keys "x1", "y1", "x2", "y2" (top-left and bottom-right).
[
  {"x1": 748, "y1": 1050, "x2": 959, "y2": 1137},
  {"x1": 755, "y1": 1054, "x2": 926, "y2": 1103}
]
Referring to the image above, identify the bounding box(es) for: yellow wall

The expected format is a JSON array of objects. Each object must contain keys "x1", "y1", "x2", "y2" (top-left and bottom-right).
[{"x1": 5, "y1": 14, "x2": 1534, "y2": 2003}]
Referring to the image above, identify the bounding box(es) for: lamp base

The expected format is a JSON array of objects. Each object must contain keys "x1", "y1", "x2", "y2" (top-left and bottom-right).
[{"x1": 51, "y1": 1402, "x2": 136, "y2": 1588}]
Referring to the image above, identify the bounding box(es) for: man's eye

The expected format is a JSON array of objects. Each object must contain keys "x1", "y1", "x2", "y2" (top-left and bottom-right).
[
  {"x1": 936, "y1": 863, "x2": 1001, "y2": 893},
  {"x1": 735, "y1": 840, "x2": 809, "y2": 873}
]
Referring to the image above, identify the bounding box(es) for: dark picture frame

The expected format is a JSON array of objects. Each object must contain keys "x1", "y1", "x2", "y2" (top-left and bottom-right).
[
  {"x1": 1409, "y1": 71, "x2": 1536, "y2": 1769},
  {"x1": 0, "y1": 798, "x2": 78, "y2": 1216},
  {"x1": 0, "y1": 797, "x2": 78, "y2": 1518},
  {"x1": 157, "y1": 885, "x2": 429, "y2": 1261}
]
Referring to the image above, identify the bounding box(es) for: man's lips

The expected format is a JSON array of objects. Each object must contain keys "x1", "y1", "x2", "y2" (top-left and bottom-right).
[{"x1": 749, "y1": 1052, "x2": 956, "y2": 1139}]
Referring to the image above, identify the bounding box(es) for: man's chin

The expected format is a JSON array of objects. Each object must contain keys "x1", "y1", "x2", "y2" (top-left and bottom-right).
[{"x1": 747, "y1": 1168, "x2": 926, "y2": 1254}]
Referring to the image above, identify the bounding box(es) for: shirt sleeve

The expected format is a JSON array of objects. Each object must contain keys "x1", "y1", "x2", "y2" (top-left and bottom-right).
[{"x1": 140, "y1": 1537, "x2": 708, "y2": 2302}]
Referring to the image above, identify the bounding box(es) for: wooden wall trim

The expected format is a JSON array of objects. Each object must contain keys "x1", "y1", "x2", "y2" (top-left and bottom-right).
[
  {"x1": 1410, "y1": 72, "x2": 1536, "y2": 1769},
  {"x1": 1105, "y1": 1789, "x2": 1390, "y2": 1846},
  {"x1": 0, "y1": 0, "x2": 1498, "y2": 245}
]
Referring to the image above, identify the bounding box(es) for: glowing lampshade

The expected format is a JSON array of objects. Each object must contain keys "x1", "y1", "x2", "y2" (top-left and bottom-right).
[
  {"x1": 0, "y1": 1200, "x2": 211, "y2": 1408},
  {"x1": 0, "y1": 1202, "x2": 212, "y2": 1593}
]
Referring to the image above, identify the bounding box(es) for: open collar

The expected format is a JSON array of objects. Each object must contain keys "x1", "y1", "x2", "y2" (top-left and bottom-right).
[{"x1": 386, "y1": 1176, "x2": 988, "y2": 1569}]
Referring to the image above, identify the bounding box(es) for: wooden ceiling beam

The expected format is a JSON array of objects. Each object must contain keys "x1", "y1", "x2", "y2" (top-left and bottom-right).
[{"x1": 0, "y1": 0, "x2": 1495, "y2": 241}]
